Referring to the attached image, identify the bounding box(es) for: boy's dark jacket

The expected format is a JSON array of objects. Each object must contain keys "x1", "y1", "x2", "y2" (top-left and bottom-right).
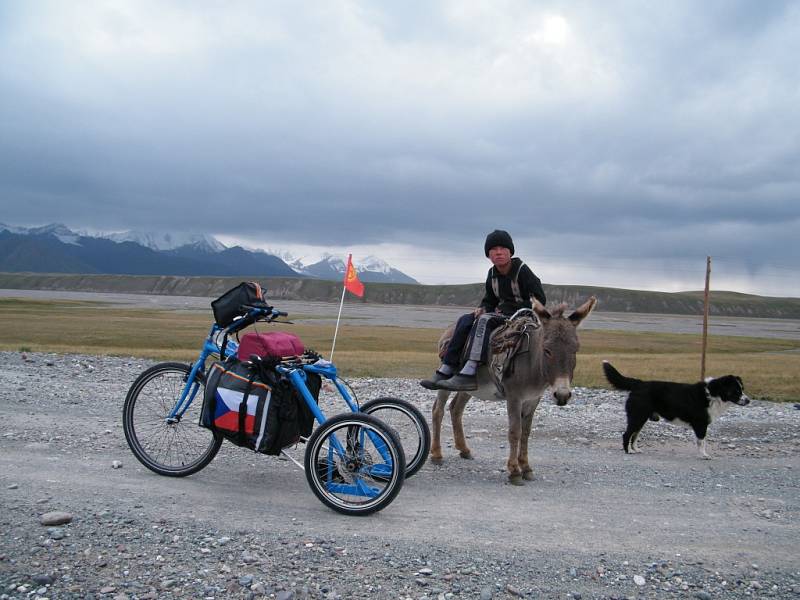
[{"x1": 480, "y1": 257, "x2": 546, "y2": 316}]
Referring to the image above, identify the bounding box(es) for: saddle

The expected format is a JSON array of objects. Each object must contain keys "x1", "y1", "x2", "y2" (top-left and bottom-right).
[
  {"x1": 488, "y1": 309, "x2": 541, "y2": 396},
  {"x1": 437, "y1": 309, "x2": 541, "y2": 395}
]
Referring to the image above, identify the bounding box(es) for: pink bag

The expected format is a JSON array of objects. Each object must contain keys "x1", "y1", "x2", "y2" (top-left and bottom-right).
[{"x1": 237, "y1": 331, "x2": 305, "y2": 361}]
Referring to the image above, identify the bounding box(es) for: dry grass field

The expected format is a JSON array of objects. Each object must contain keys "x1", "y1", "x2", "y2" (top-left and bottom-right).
[{"x1": 1, "y1": 298, "x2": 798, "y2": 401}]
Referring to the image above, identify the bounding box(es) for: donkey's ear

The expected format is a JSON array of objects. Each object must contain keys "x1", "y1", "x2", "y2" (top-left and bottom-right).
[
  {"x1": 568, "y1": 296, "x2": 597, "y2": 327},
  {"x1": 533, "y1": 298, "x2": 551, "y2": 320}
]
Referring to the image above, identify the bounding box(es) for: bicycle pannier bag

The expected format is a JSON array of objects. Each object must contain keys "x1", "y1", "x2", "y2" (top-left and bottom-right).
[
  {"x1": 211, "y1": 282, "x2": 269, "y2": 327},
  {"x1": 200, "y1": 360, "x2": 319, "y2": 455},
  {"x1": 237, "y1": 331, "x2": 305, "y2": 362}
]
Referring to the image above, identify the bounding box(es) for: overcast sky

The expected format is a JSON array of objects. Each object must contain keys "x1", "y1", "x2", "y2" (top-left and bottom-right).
[{"x1": 1, "y1": 1, "x2": 798, "y2": 296}]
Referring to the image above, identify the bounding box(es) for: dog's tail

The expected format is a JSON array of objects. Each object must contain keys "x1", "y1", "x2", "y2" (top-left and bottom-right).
[{"x1": 602, "y1": 361, "x2": 642, "y2": 391}]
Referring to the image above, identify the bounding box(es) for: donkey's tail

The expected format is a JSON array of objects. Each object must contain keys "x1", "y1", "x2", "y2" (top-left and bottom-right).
[{"x1": 602, "y1": 361, "x2": 642, "y2": 391}]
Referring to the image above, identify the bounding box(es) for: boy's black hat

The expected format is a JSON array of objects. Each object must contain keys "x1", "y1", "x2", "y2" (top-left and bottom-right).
[{"x1": 484, "y1": 230, "x2": 514, "y2": 257}]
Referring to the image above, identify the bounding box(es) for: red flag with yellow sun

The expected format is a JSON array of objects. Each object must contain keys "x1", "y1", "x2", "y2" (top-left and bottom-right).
[
  {"x1": 330, "y1": 253, "x2": 364, "y2": 360},
  {"x1": 343, "y1": 254, "x2": 364, "y2": 297}
]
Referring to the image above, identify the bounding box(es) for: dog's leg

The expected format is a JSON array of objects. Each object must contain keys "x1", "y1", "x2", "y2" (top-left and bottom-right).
[
  {"x1": 696, "y1": 438, "x2": 710, "y2": 459},
  {"x1": 623, "y1": 415, "x2": 648, "y2": 454},
  {"x1": 630, "y1": 429, "x2": 642, "y2": 453},
  {"x1": 623, "y1": 395, "x2": 651, "y2": 454},
  {"x1": 623, "y1": 428, "x2": 641, "y2": 453},
  {"x1": 693, "y1": 423, "x2": 711, "y2": 459}
]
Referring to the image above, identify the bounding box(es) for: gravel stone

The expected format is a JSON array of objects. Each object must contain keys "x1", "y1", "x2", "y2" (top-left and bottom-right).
[
  {"x1": 39, "y1": 511, "x2": 73, "y2": 526},
  {"x1": 0, "y1": 350, "x2": 798, "y2": 599}
]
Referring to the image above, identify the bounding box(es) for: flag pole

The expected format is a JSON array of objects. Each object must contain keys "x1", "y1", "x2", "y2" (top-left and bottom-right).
[
  {"x1": 330, "y1": 283, "x2": 347, "y2": 361},
  {"x1": 700, "y1": 255, "x2": 711, "y2": 380}
]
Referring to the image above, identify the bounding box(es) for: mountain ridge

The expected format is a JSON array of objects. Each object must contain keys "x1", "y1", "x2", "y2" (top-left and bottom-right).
[
  {"x1": 0, "y1": 223, "x2": 418, "y2": 284},
  {"x1": 1, "y1": 272, "x2": 798, "y2": 319}
]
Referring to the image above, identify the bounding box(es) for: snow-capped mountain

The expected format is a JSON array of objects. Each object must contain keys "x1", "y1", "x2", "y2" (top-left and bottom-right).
[
  {"x1": 304, "y1": 253, "x2": 418, "y2": 284},
  {"x1": 0, "y1": 222, "x2": 28, "y2": 235},
  {"x1": 265, "y1": 249, "x2": 312, "y2": 276},
  {"x1": 359, "y1": 255, "x2": 394, "y2": 276},
  {"x1": 104, "y1": 230, "x2": 226, "y2": 253},
  {"x1": 0, "y1": 223, "x2": 419, "y2": 284},
  {"x1": 0, "y1": 222, "x2": 81, "y2": 245},
  {"x1": 303, "y1": 253, "x2": 346, "y2": 280}
]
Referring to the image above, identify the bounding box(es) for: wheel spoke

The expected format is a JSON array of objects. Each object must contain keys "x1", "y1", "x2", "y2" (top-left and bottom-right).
[
  {"x1": 123, "y1": 363, "x2": 221, "y2": 476},
  {"x1": 305, "y1": 414, "x2": 404, "y2": 515},
  {"x1": 360, "y1": 397, "x2": 430, "y2": 478}
]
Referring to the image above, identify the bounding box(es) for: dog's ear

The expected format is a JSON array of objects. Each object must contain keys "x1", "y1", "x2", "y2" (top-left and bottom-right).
[{"x1": 706, "y1": 377, "x2": 722, "y2": 397}]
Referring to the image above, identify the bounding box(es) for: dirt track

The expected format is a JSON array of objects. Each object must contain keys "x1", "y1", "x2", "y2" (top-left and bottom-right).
[{"x1": 1, "y1": 351, "x2": 799, "y2": 599}]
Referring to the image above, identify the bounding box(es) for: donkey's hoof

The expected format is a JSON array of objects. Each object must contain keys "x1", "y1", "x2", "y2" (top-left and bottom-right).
[
  {"x1": 459, "y1": 450, "x2": 474, "y2": 460},
  {"x1": 522, "y1": 470, "x2": 534, "y2": 481},
  {"x1": 508, "y1": 473, "x2": 525, "y2": 486},
  {"x1": 430, "y1": 455, "x2": 444, "y2": 465}
]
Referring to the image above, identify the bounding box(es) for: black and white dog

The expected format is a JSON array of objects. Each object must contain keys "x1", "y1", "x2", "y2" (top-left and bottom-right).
[{"x1": 602, "y1": 361, "x2": 750, "y2": 458}]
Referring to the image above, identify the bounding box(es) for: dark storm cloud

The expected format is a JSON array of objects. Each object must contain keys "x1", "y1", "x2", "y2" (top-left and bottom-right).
[{"x1": 0, "y1": 1, "x2": 798, "y2": 291}]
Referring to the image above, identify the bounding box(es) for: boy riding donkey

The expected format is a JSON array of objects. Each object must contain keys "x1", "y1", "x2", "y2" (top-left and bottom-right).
[{"x1": 420, "y1": 230, "x2": 546, "y2": 392}]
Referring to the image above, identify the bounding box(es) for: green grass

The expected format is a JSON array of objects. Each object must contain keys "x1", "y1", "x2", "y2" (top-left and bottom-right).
[{"x1": 1, "y1": 297, "x2": 798, "y2": 401}]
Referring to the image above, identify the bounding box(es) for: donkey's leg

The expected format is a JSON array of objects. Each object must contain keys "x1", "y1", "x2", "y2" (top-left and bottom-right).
[
  {"x1": 430, "y1": 389, "x2": 451, "y2": 464},
  {"x1": 450, "y1": 392, "x2": 473, "y2": 459},
  {"x1": 505, "y1": 398, "x2": 524, "y2": 485},
  {"x1": 518, "y1": 399, "x2": 540, "y2": 481}
]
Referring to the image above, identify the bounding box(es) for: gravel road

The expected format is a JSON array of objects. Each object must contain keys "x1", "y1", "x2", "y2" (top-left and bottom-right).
[{"x1": 1, "y1": 351, "x2": 799, "y2": 600}]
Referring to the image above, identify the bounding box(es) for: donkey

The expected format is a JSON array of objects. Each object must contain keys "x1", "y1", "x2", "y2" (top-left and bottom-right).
[{"x1": 429, "y1": 297, "x2": 596, "y2": 484}]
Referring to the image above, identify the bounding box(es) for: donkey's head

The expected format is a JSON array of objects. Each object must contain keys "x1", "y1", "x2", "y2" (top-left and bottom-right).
[{"x1": 533, "y1": 296, "x2": 596, "y2": 406}]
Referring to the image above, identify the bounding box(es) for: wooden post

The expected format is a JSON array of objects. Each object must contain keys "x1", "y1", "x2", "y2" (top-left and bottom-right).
[{"x1": 701, "y1": 256, "x2": 711, "y2": 380}]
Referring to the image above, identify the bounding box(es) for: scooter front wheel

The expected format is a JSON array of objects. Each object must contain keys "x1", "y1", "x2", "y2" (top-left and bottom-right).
[{"x1": 123, "y1": 362, "x2": 222, "y2": 477}]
